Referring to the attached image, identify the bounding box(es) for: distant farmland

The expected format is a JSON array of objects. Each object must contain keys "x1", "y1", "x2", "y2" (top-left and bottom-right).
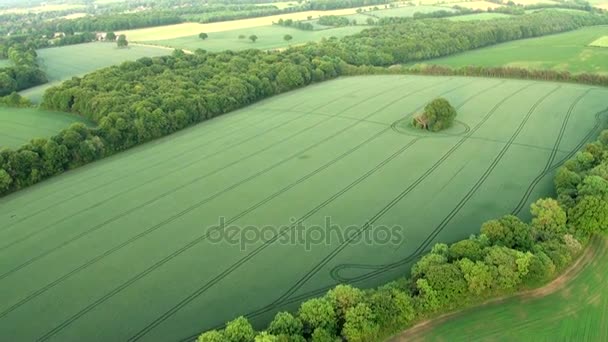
[
  {"x1": 415, "y1": 26, "x2": 608, "y2": 74},
  {"x1": 401, "y1": 236, "x2": 608, "y2": 341},
  {"x1": 0, "y1": 108, "x2": 90, "y2": 148},
  {"x1": 0, "y1": 75, "x2": 607, "y2": 341},
  {"x1": 148, "y1": 24, "x2": 368, "y2": 52},
  {"x1": 117, "y1": 6, "x2": 380, "y2": 41},
  {"x1": 19, "y1": 42, "x2": 170, "y2": 103}
]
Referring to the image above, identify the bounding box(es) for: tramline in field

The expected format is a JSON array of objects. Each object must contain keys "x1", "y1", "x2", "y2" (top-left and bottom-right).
[{"x1": 0, "y1": 75, "x2": 607, "y2": 341}]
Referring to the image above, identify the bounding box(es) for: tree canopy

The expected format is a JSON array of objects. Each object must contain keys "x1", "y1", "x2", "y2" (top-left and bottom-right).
[{"x1": 413, "y1": 98, "x2": 457, "y2": 132}]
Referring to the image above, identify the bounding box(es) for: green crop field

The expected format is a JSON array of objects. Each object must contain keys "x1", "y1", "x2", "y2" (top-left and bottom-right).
[
  {"x1": 414, "y1": 26, "x2": 608, "y2": 74},
  {"x1": 367, "y1": 5, "x2": 455, "y2": 17},
  {"x1": 148, "y1": 24, "x2": 368, "y2": 52},
  {"x1": 0, "y1": 107, "x2": 91, "y2": 148},
  {"x1": 405, "y1": 236, "x2": 608, "y2": 341},
  {"x1": 448, "y1": 13, "x2": 512, "y2": 21},
  {"x1": 0, "y1": 75, "x2": 607, "y2": 341},
  {"x1": 18, "y1": 42, "x2": 170, "y2": 103}
]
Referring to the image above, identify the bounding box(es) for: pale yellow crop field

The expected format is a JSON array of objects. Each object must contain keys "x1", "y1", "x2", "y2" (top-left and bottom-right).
[
  {"x1": 0, "y1": 3, "x2": 84, "y2": 14},
  {"x1": 117, "y1": 7, "x2": 379, "y2": 41},
  {"x1": 450, "y1": 1, "x2": 503, "y2": 9},
  {"x1": 590, "y1": 36, "x2": 608, "y2": 47},
  {"x1": 596, "y1": 3, "x2": 608, "y2": 10},
  {"x1": 507, "y1": 0, "x2": 556, "y2": 4}
]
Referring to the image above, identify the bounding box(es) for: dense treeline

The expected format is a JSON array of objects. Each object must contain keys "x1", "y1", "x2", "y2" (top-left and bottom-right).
[
  {"x1": 1, "y1": 10, "x2": 608, "y2": 195},
  {"x1": 412, "y1": 8, "x2": 479, "y2": 19},
  {"x1": 53, "y1": 12, "x2": 182, "y2": 32},
  {"x1": 318, "y1": 15, "x2": 351, "y2": 26},
  {"x1": 310, "y1": 0, "x2": 388, "y2": 10},
  {"x1": 314, "y1": 11, "x2": 608, "y2": 66},
  {"x1": 344, "y1": 64, "x2": 608, "y2": 87},
  {"x1": 196, "y1": 132, "x2": 608, "y2": 340},
  {"x1": 276, "y1": 18, "x2": 315, "y2": 31},
  {"x1": 0, "y1": 44, "x2": 47, "y2": 96}
]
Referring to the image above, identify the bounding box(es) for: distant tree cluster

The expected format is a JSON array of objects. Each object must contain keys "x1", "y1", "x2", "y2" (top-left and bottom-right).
[
  {"x1": 310, "y1": 0, "x2": 389, "y2": 10},
  {"x1": 276, "y1": 18, "x2": 314, "y2": 31},
  {"x1": 0, "y1": 44, "x2": 47, "y2": 96},
  {"x1": 412, "y1": 98, "x2": 457, "y2": 131},
  {"x1": 116, "y1": 34, "x2": 128, "y2": 48},
  {"x1": 318, "y1": 15, "x2": 351, "y2": 27}
]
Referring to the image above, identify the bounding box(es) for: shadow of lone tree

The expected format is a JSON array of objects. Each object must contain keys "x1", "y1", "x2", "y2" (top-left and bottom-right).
[{"x1": 412, "y1": 98, "x2": 457, "y2": 132}]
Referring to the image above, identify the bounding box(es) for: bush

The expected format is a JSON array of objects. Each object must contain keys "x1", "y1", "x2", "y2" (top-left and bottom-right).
[{"x1": 413, "y1": 98, "x2": 457, "y2": 132}]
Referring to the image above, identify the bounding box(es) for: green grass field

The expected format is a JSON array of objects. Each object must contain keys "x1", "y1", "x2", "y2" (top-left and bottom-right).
[
  {"x1": 590, "y1": 36, "x2": 608, "y2": 47},
  {"x1": 0, "y1": 75, "x2": 607, "y2": 341},
  {"x1": 448, "y1": 12, "x2": 512, "y2": 21},
  {"x1": 414, "y1": 26, "x2": 608, "y2": 74},
  {"x1": 148, "y1": 24, "x2": 369, "y2": 52},
  {"x1": 19, "y1": 42, "x2": 170, "y2": 103},
  {"x1": 0, "y1": 107, "x2": 91, "y2": 148},
  {"x1": 406, "y1": 236, "x2": 608, "y2": 341}
]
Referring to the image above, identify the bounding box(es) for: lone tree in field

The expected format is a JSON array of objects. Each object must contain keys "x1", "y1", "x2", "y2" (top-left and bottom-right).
[
  {"x1": 116, "y1": 34, "x2": 128, "y2": 48},
  {"x1": 199, "y1": 32, "x2": 208, "y2": 40},
  {"x1": 249, "y1": 34, "x2": 258, "y2": 43},
  {"x1": 284, "y1": 34, "x2": 293, "y2": 43},
  {"x1": 106, "y1": 32, "x2": 116, "y2": 41},
  {"x1": 412, "y1": 98, "x2": 457, "y2": 132}
]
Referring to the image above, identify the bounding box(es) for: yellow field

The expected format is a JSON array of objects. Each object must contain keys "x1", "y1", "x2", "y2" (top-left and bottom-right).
[
  {"x1": 596, "y1": 3, "x2": 608, "y2": 9},
  {"x1": 450, "y1": 1, "x2": 503, "y2": 9},
  {"x1": 507, "y1": 0, "x2": 556, "y2": 5},
  {"x1": 0, "y1": 3, "x2": 84, "y2": 14},
  {"x1": 590, "y1": 36, "x2": 608, "y2": 47},
  {"x1": 117, "y1": 7, "x2": 379, "y2": 41}
]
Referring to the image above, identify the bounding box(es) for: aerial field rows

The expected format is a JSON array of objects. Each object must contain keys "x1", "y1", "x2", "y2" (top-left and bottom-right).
[{"x1": 0, "y1": 76, "x2": 607, "y2": 341}]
